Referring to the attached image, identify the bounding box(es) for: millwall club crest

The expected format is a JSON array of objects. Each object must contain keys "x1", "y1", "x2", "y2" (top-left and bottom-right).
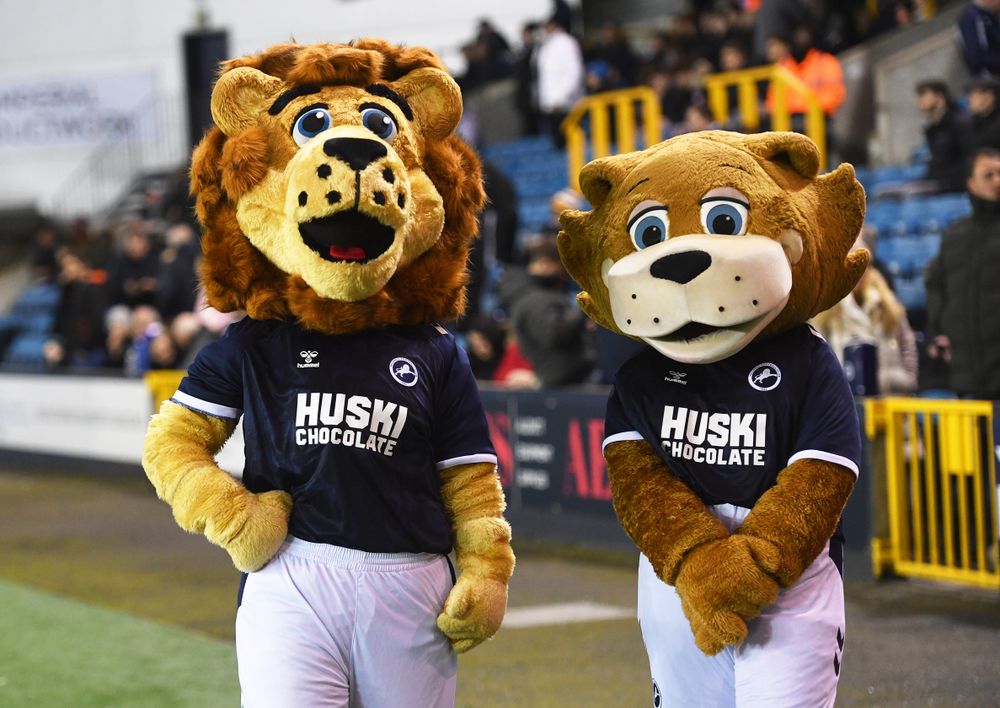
[
  {"x1": 748, "y1": 362, "x2": 781, "y2": 391},
  {"x1": 390, "y1": 357, "x2": 419, "y2": 387}
]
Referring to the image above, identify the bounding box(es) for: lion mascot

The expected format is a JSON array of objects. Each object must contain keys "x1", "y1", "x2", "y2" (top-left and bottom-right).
[
  {"x1": 141, "y1": 39, "x2": 514, "y2": 707},
  {"x1": 558, "y1": 131, "x2": 867, "y2": 706}
]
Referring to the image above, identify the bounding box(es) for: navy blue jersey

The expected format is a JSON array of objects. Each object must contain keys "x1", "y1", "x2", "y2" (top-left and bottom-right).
[
  {"x1": 604, "y1": 324, "x2": 860, "y2": 510},
  {"x1": 172, "y1": 318, "x2": 496, "y2": 554}
]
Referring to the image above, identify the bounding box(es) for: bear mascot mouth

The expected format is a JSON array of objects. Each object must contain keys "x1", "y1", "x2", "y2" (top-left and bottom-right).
[{"x1": 299, "y1": 210, "x2": 396, "y2": 263}]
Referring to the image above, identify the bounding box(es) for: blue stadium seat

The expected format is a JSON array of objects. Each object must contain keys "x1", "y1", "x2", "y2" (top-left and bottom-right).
[{"x1": 3, "y1": 331, "x2": 48, "y2": 368}]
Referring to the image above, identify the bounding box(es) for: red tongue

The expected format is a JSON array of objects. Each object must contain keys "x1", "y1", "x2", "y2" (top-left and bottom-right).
[{"x1": 329, "y1": 245, "x2": 366, "y2": 261}]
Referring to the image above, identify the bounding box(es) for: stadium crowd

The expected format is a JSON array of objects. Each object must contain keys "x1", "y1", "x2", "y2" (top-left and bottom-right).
[{"x1": 5, "y1": 0, "x2": 1000, "y2": 400}]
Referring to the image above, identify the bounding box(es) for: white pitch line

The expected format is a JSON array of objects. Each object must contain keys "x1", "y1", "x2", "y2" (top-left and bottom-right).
[{"x1": 502, "y1": 601, "x2": 635, "y2": 629}]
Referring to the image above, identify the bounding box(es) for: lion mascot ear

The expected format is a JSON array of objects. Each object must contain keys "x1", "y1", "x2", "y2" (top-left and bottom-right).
[
  {"x1": 211, "y1": 67, "x2": 285, "y2": 138},
  {"x1": 393, "y1": 67, "x2": 462, "y2": 141}
]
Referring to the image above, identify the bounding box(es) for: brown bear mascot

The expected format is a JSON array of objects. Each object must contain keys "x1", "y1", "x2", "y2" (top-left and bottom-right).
[
  {"x1": 558, "y1": 130, "x2": 867, "y2": 707},
  {"x1": 141, "y1": 39, "x2": 514, "y2": 707}
]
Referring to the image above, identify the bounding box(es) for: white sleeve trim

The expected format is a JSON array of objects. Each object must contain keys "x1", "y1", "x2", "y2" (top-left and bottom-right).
[
  {"x1": 436, "y1": 453, "x2": 498, "y2": 470},
  {"x1": 787, "y1": 449, "x2": 860, "y2": 477},
  {"x1": 602, "y1": 431, "x2": 644, "y2": 453},
  {"x1": 170, "y1": 390, "x2": 241, "y2": 420}
]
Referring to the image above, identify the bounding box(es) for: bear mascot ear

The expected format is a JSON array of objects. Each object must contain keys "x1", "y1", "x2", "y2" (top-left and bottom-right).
[
  {"x1": 577, "y1": 153, "x2": 641, "y2": 210},
  {"x1": 393, "y1": 67, "x2": 462, "y2": 141},
  {"x1": 741, "y1": 131, "x2": 821, "y2": 182},
  {"x1": 211, "y1": 67, "x2": 285, "y2": 137}
]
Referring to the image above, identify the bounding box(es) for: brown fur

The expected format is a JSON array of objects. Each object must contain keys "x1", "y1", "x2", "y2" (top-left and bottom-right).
[{"x1": 190, "y1": 40, "x2": 485, "y2": 334}]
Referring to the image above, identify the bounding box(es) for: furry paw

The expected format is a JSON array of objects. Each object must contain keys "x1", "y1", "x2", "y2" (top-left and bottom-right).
[
  {"x1": 223, "y1": 490, "x2": 293, "y2": 572},
  {"x1": 680, "y1": 595, "x2": 748, "y2": 656},
  {"x1": 674, "y1": 536, "x2": 781, "y2": 655},
  {"x1": 436, "y1": 574, "x2": 508, "y2": 653}
]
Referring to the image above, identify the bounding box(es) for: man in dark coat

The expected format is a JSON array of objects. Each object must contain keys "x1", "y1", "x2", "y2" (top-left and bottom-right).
[
  {"x1": 967, "y1": 77, "x2": 1000, "y2": 153},
  {"x1": 925, "y1": 147, "x2": 1000, "y2": 399},
  {"x1": 498, "y1": 236, "x2": 594, "y2": 387},
  {"x1": 916, "y1": 80, "x2": 971, "y2": 193}
]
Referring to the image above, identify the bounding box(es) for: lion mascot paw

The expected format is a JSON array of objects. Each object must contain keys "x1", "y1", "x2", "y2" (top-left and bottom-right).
[
  {"x1": 558, "y1": 130, "x2": 866, "y2": 705},
  {"x1": 141, "y1": 39, "x2": 513, "y2": 706}
]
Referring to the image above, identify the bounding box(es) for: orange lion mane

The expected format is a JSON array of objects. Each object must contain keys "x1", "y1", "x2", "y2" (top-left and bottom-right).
[{"x1": 190, "y1": 39, "x2": 485, "y2": 334}]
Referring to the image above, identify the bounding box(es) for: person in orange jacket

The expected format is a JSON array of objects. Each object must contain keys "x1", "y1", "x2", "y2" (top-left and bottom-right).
[{"x1": 764, "y1": 27, "x2": 845, "y2": 118}]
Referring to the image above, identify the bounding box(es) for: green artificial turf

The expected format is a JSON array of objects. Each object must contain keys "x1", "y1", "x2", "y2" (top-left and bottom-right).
[{"x1": 0, "y1": 578, "x2": 239, "y2": 707}]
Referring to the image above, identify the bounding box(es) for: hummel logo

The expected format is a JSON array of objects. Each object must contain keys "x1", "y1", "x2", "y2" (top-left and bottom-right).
[
  {"x1": 664, "y1": 370, "x2": 687, "y2": 385},
  {"x1": 298, "y1": 350, "x2": 320, "y2": 369}
]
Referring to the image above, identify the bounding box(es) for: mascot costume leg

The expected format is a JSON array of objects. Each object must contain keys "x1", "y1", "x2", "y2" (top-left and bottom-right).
[
  {"x1": 142, "y1": 40, "x2": 514, "y2": 707},
  {"x1": 557, "y1": 131, "x2": 867, "y2": 707}
]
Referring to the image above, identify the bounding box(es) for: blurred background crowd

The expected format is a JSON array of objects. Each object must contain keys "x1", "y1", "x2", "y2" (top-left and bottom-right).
[{"x1": 3, "y1": 0, "x2": 999, "y2": 401}]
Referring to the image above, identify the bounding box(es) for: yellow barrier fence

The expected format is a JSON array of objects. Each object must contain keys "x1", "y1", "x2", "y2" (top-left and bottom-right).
[
  {"x1": 562, "y1": 67, "x2": 827, "y2": 192},
  {"x1": 865, "y1": 398, "x2": 1000, "y2": 590},
  {"x1": 703, "y1": 65, "x2": 827, "y2": 171},
  {"x1": 144, "y1": 370, "x2": 185, "y2": 412},
  {"x1": 561, "y1": 86, "x2": 662, "y2": 191}
]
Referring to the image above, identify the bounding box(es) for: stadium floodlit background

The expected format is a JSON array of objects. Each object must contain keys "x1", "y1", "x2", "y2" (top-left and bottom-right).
[{"x1": 2, "y1": 0, "x2": 1000, "y2": 705}]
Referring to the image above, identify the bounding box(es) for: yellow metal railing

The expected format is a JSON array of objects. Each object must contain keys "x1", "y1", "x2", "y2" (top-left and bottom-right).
[
  {"x1": 562, "y1": 86, "x2": 662, "y2": 191},
  {"x1": 144, "y1": 370, "x2": 185, "y2": 412},
  {"x1": 866, "y1": 398, "x2": 1000, "y2": 590},
  {"x1": 703, "y1": 65, "x2": 827, "y2": 171}
]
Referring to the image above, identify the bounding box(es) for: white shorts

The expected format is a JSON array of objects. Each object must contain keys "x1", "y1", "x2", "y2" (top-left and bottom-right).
[
  {"x1": 638, "y1": 504, "x2": 845, "y2": 708},
  {"x1": 236, "y1": 537, "x2": 457, "y2": 708}
]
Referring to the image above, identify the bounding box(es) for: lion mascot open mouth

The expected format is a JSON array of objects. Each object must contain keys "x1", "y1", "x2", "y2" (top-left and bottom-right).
[
  {"x1": 558, "y1": 130, "x2": 868, "y2": 706},
  {"x1": 141, "y1": 39, "x2": 514, "y2": 706}
]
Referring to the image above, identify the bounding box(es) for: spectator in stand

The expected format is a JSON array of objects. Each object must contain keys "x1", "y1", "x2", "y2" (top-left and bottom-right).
[
  {"x1": 107, "y1": 225, "x2": 159, "y2": 309},
  {"x1": 752, "y1": 0, "x2": 818, "y2": 63},
  {"x1": 586, "y1": 21, "x2": 639, "y2": 92},
  {"x1": 649, "y1": 68, "x2": 695, "y2": 134},
  {"x1": 464, "y1": 313, "x2": 507, "y2": 380},
  {"x1": 123, "y1": 304, "x2": 163, "y2": 376},
  {"x1": 764, "y1": 30, "x2": 846, "y2": 124},
  {"x1": 169, "y1": 311, "x2": 205, "y2": 368},
  {"x1": 148, "y1": 330, "x2": 179, "y2": 370},
  {"x1": 156, "y1": 222, "x2": 199, "y2": 322},
  {"x1": 957, "y1": 0, "x2": 1000, "y2": 79},
  {"x1": 967, "y1": 77, "x2": 1000, "y2": 152},
  {"x1": 498, "y1": 235, "x2": 595, "y2": 387},
  {"x1": 717, "y1": 41, "x2": 758, "y2": 129},
  {"x1": 535, "y1": 13, "x2": 585, "y2": 148},
  {"x1": 812, "y1": 240, "x2": 918, "y2": 395},
  {"x1": 693, "y1": 8, "x2": 730, "y2": 69},
  {"x1": 515, "y1": 22, "x2": 542, "y2": 135},
  {"x1": 491, "y1": 332, "x2": 540, "y2": 389},
  {"x1": 460, "y1": 160, "x2": 520, "y2": 330},
  {"x1": 44, "y1": 251, "x2": 107, "y2": 367},
  {"x1": 29, "y1": 222, "x2": 59, "y2": 281},
  {"x1": 103, "y1": 305, "x2": 132, "y2": 369},
  {"x1": 925, "y1": 147, "x2": 1000, "y2": 399},
  {"x1": 683, "y1": 103, "x2": 720, "y2": 133},
  {"x1": 916, "y1": 79, "x2": 971, "y2": 193},
  {"x1": 459, "y1": 19, "x2": 514, "y2": 92}
]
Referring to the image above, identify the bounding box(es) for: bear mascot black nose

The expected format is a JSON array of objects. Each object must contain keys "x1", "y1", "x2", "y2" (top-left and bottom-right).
[
  {"x1": 323, "y1": 137, "x2": 387, "y2": 171},
  {"x1": 650, "y1": 250, "x2": 712, "y2": 284}
]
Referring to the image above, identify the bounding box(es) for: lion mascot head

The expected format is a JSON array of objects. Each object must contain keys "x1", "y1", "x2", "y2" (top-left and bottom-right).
[
  {"x1": 191, "y1": 39, "x2": 485, "y2": 333},
  {"x1": 557, "y1": 130, "x2": 869, "y2": 363}
]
